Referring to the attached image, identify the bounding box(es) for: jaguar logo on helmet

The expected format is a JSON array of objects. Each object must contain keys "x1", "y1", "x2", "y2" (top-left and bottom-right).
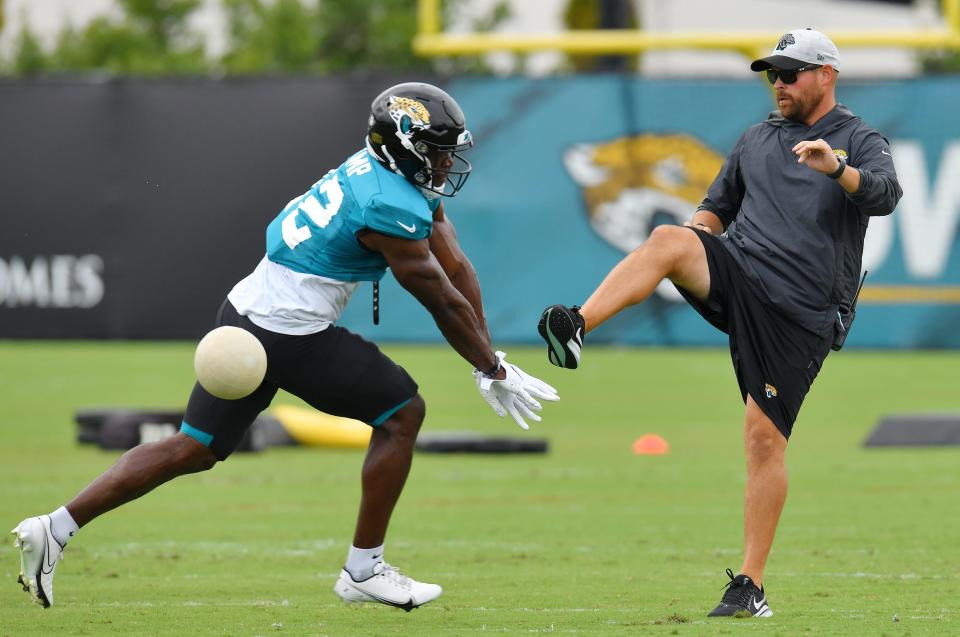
[
  {"x1": 388, "y1": 96, "x2": 431, "y2": 135},
  {"x1": 776, "y1": 33, "x2": 796, "y2": 51},
  {"x1": 564, "y1": 133, "x2": 724, "y2": 302}
]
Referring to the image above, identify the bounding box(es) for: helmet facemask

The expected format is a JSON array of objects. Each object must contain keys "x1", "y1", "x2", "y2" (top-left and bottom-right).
[{"x1": 400, "y1": 134, "x2": 473, "y2": 198}]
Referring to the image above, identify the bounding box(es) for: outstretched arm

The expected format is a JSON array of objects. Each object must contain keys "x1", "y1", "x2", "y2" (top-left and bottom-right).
[
  {"x1": 428, "y1": 203, "x2": 491, "y2": 341},
  {"x1": 359, "y1": 229, "x2": 499, "y2": 374},
  {"x1": 361, "y1": 228, "x2": 559, "y2": 429}
]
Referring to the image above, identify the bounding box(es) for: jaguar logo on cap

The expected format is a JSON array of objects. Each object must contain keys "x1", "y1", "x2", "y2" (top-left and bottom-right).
[{"x1": 776, "y1": 33, "x2": 796, "y2": 51}]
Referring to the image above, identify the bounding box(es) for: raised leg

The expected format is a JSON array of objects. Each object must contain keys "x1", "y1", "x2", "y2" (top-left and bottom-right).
[{"x1": 579, "y1": 226, "x2": 711, "y2": 332}]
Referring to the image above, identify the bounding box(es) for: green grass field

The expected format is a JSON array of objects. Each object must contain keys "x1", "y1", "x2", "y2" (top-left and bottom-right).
[{"x1": 1, "y1": 341, "x2": 958, "y2": 636}]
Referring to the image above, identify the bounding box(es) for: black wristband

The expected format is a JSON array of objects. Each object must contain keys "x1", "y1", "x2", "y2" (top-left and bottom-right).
[
  {"x1": 482, "y1": 361, "x2": 501, "y2": 377},
  {"x1": 827, "y1": 156, "x2": 846, "y2": 179}
]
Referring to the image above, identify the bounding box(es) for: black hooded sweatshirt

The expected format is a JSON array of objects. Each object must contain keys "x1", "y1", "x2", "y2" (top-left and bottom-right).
[{"x1": 698, "y1": 103, "x2": 902, "y2": 336}]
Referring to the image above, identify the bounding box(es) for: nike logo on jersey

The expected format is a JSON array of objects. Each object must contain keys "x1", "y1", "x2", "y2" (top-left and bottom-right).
[
  {"x1": 396, "y1": 221, "x2": 417, "y2": 233},
  {"x1": 881, "y1": 150, "x2": 892, "y2": 156}
]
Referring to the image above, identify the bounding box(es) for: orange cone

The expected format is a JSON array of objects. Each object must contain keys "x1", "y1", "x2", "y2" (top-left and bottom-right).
[{"x1": 632, "y1": 434, "x2": 669, "y2": 455}]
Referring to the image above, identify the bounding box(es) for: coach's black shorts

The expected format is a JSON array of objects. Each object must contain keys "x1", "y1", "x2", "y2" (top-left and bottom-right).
[
  {"x1": 181, "y1": 300, "x2": 418, "y2": 460},
  {"x1": 675, "y1": 228, "x2": 833, "y2": 439}
]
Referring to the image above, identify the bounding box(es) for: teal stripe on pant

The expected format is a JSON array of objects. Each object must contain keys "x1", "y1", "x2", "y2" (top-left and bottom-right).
[
  {"x1": 371, "y1": 398, "x2": 412, "y2": 426},
  {"x1": 180, "y1": 421, "x2": 214, "y2": 446}
]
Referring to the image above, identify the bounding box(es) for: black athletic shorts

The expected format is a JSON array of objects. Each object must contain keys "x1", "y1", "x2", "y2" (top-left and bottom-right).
[
  {"x1": 181, "y1": 300, "x2": 418, "y2": 460},
  {"x1": 676, "y1": 228, "x2": 833, "y2": 439}
]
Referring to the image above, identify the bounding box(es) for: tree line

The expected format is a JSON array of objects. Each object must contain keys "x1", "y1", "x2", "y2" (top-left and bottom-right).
[{"x1": 2, "y1": 0, "x2": 508, "y2": 76}]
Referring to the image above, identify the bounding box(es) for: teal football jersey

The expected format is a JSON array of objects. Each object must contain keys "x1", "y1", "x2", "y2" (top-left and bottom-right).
[{"x1": 265, "y1": 149, "x2": 440, "y2": 282}]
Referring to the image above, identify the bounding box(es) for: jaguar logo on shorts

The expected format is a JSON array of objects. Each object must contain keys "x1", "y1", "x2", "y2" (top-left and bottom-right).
[
  {"x1": 563, "y1": 133, "x2": 724, "y2": 302},
  {"x1": 765, "y1": 383, "x2": 779, "y2": 398},
  {"x1": 776, "y1": 34, "x2": 795, "y2": 51}
]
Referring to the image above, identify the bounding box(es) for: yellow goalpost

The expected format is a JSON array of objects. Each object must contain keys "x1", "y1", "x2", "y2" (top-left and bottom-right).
[{"x1": 413, "y1": 0, "x2": 960, "y2": 61}]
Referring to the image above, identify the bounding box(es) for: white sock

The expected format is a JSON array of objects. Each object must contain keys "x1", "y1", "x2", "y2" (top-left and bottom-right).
[
  {"x1": 48, "y1": 506, "x2": 79, "y2": 547},
  {"x1": 345, "y1": 544, "x2": 384, "y2": 581}
]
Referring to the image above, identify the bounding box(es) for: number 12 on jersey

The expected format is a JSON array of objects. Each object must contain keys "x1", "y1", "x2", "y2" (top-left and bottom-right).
[{"x1": 281, "y1": 171, "x2": 345, "y2": 250}]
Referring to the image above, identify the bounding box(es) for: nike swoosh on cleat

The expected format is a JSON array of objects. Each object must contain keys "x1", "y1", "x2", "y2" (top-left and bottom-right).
[
  {"x1": 350, "y1": 586, "x2": 416, "y2": 612},
  {"x1": 750, "y1": 594, "x2": 771, "y2": 616},
  {"x1": 42, "y1": 524, "x2": 62, "y2": 574}
]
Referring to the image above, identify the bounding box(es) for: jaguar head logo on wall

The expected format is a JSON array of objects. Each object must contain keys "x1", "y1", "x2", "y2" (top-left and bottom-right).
[{"x1": 563, "y1": 133, "x2": 724, "y2": 301}]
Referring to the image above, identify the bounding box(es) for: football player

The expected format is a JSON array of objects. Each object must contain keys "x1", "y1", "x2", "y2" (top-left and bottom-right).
[{"x1": 12, "y1": 82, "x2": 558, "y2": 612}]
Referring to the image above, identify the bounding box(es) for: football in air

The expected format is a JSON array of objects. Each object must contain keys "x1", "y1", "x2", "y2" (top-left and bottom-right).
[{"x1": 194, "y1": 326, "x2": 267, "y2": 399}]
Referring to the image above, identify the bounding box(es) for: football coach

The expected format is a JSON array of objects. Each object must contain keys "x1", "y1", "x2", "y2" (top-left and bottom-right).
[{"x1": 538, "y1": 28, "x2": 902, "y2": 617}]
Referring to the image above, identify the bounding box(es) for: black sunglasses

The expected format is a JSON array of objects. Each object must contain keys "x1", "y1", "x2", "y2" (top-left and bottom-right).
[{"x1": 766, "y1": 64, "x2": 822, "y2": 85}]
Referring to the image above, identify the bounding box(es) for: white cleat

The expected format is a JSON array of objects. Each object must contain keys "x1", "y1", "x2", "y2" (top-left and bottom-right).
[
  {"x1": 333, "y1": 562, "x2": 442, "y2": 612},
  {"x1": 11, "y1": 516, "x2": 64, "y2": 608}
]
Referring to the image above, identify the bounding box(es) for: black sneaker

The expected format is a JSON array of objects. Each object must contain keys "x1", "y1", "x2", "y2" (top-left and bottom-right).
[
  {"x1": 707, "y1": 568, "x2": 773, "y2": 617},
  {"x1": 537, "y1": 304, "x2": 585, "y2": 369}
]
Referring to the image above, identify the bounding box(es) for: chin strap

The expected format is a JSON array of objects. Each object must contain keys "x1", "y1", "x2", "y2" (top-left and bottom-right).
[
  {"x1": 419, "y1": 186, "x2": 442, "y2": 201},
  {"x1": 366, "y1": 137, "x2": 442, "y2": 199},
  {"x1": 369, "y1": 138, "x2": 399, "y2": 173}
]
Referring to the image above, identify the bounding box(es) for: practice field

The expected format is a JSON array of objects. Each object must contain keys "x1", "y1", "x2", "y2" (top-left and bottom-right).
[{"x1": 1, "y1": 341, "x2": 957, "y2": 636}]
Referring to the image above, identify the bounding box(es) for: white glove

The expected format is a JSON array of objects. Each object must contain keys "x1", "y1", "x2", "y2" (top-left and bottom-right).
[{"x1": 474, "y1": 351, "x2": 560, "y2": 430}]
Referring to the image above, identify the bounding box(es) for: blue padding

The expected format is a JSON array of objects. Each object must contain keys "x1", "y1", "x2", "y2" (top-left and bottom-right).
[
  {"x1": 180, "y1": 421, "x2": 213, "y2": 447},
  {"x1": 371, "y1": 398, "x2": 412, "y2": 427}
]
